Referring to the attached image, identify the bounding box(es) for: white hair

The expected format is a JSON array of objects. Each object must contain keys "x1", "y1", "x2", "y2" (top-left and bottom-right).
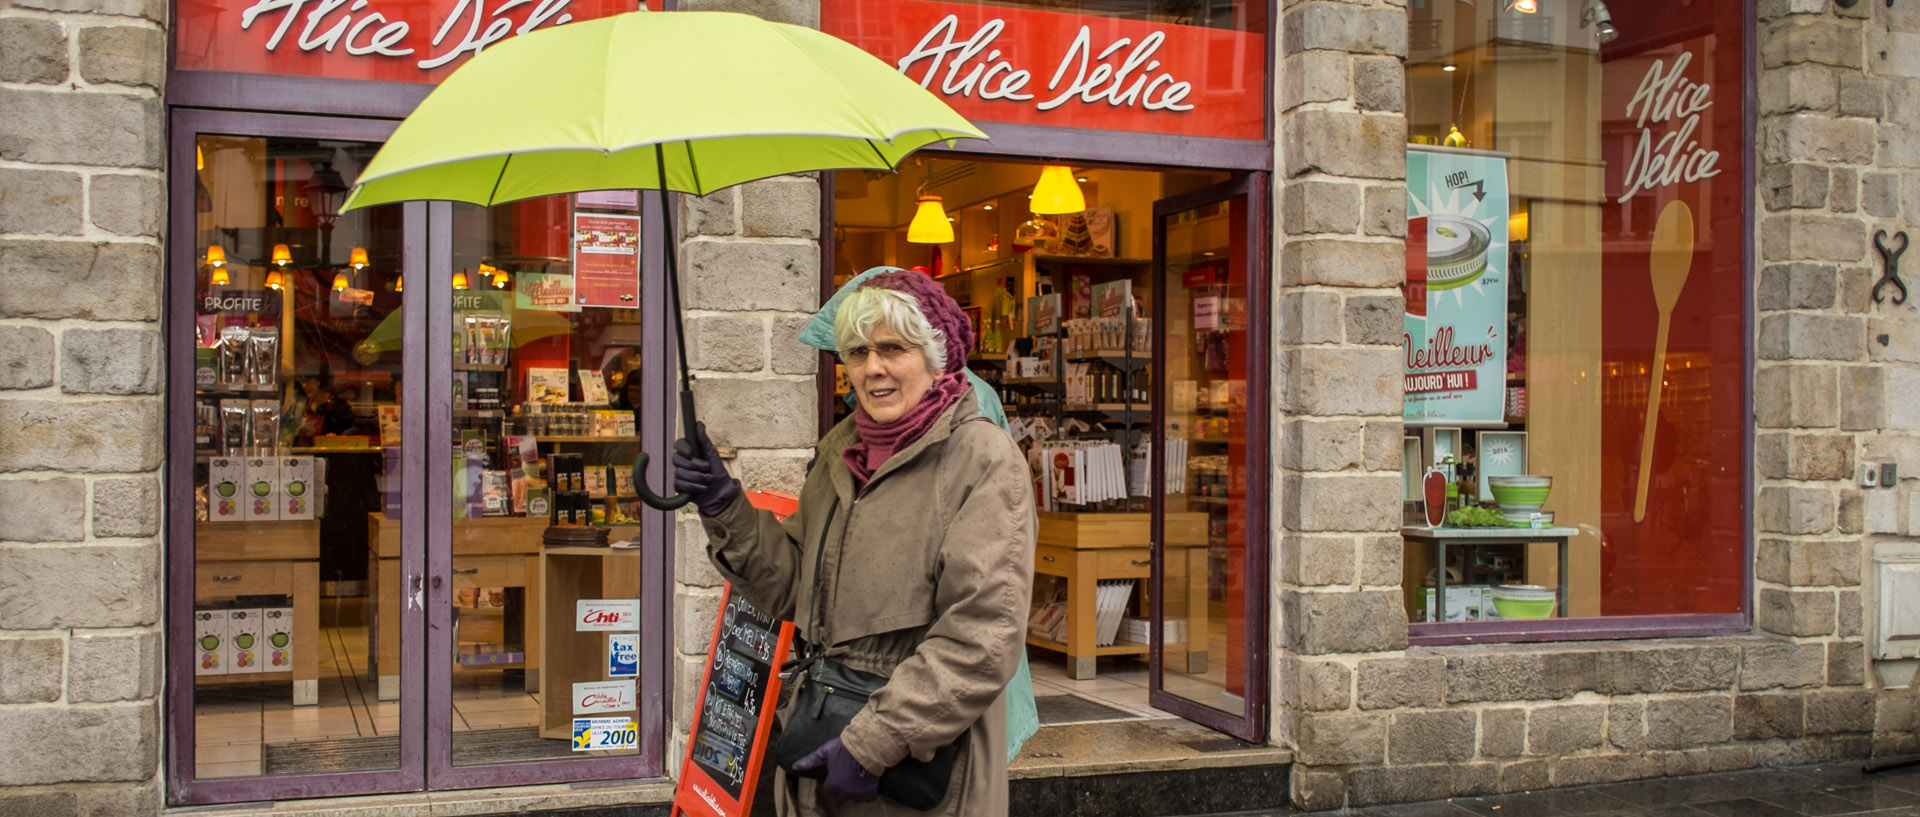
[{"x1": 832, "y1": 286, "x2": 947, "y2": 374}]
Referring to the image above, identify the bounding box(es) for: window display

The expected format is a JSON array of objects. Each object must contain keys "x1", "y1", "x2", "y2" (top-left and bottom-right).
[{"x1": 1400, "y1": 0, "x2": 1748, "y2": 635}]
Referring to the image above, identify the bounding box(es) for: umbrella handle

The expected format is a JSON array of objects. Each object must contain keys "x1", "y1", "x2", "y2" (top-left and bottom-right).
[
  {"x1": 631, "y1": 451, "x2": 697, "y2": 511},
  {"x1": 632, "y1": 389, "x2": 702, "y2": 512}
]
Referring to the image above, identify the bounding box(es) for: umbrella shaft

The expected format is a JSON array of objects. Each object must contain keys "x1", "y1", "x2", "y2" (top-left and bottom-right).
[{"x1": 658, "y1": 145, "x2": 698, "y2": 443}]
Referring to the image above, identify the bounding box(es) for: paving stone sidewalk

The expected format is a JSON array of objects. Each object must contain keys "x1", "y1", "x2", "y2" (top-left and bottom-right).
[{"x1": 1211, "y1": 760, "x2": 1920, "y2": 817}]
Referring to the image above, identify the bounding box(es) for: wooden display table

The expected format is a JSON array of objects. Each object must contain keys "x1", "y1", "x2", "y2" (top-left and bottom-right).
[
  {"x1": 1029, "y1": 512, "x2": 1210, "y2": 680},
  {"x1": 367, "y1": 513, "x2": 547, "y2": 701},
  {"x1": 537, "y1": 545, "x2": 640, "y2": 740},
  {"x1": 194, "y1": 520, "x2": 321, "y2": 705}
]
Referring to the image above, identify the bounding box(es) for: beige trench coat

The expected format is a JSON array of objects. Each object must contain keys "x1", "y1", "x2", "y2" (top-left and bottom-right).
[{"x1": 702, "y1": 391, "x2": 1037, "y2": 817}]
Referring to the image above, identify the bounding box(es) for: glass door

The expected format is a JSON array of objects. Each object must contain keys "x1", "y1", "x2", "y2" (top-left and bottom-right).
[
  {"x1": 426, "y1": 196, "x2": 668, "y2": 787},
  {"x1": 169, "y1": 113, "x2": 670, "y2": 803},
  {"x1": 1149, "y1": 176, "x2": 1269, "y2": 742},
  {"x1": 169, "y1": 111, "x2": 426, "y2": 802}
]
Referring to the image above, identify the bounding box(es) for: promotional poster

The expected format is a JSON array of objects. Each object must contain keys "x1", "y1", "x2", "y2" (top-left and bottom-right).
[{"x1": 1405, "y1": 147, "x2": 1510, "y2": 427}]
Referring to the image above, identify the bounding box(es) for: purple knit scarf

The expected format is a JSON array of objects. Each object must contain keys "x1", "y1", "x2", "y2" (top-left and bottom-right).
[{"x1": 842, "y1": 370, "x2": 969, "y2": 492}]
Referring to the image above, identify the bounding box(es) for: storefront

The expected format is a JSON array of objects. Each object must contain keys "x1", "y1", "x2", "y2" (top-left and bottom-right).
[
  {"x1": 817, "y1": 0, "x2": 1275, "y2": 742},
  {"x1": 6, "y1": 0, "x2": 1920, "y2": 814},
  {"x1": 165, "y1": 0, "x2": 676, "y2": 802}
]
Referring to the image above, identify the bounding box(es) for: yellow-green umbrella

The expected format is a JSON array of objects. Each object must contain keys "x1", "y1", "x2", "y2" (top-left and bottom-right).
[{"x1": 341, "y1": 10, "x2": 986, "y2": 510}]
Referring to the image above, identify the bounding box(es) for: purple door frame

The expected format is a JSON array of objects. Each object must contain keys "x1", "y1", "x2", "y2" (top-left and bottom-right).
[
  {"x1": 165, "y1": 109, "x2": 670, "y2": 805},
  {"x1": 1148, "y1": 174, "x2": 1271, "y2": 745}
]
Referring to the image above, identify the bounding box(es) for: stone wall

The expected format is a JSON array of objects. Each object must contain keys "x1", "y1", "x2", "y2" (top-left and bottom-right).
[
  {"x1": 0, "y1": 0, "x2": 168, "y2": 814},
  {"x1": 667, "y1": 173, "x2": 823, "y2": 769},
  {"x1": 1277, "y1": 1, "x2": 1920, "y2": 810}
]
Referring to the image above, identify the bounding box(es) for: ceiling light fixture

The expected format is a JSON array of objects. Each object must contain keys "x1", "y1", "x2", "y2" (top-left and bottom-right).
[
  {"x1": 1029, "y1": 165, "x2": 1086, "y2": 215},
  {"x1": 1581, "y1": 0, "x2": 1620, "y2": 44}
]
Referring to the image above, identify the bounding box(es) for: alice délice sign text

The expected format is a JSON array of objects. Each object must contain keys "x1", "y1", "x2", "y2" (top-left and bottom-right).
[
  {"x1": 238, "y1": 0, "x2": 575, "y2": 71},
  {"x1": 898, "y1": 14, "x2": 1194, "y2": 114},
  {"x1": 1618, "y1": 50, "x2": 1721, "y2": 203}
]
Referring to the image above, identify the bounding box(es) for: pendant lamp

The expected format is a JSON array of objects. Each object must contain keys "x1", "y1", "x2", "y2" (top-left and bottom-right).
[
  {"x1": 205, "y1": 244, "x2": 226, "y2": 268},
  {"x1": 272, "y1": 243, "x2": 292, "y2": 266},
  {"x1": 210, "y1": 267, "x2": 229, "y2": 286},
  {"x1": 394, "y1": 274, "x2": 403, "y2": 293},
  {"x1": 452, "y1": 269, "x2": 471, "y2": 290},
  {"x1": 906, "y1": 196, "x2": 953, "y2": 244},
  {"x1": 349, "y1": 247, "x2": 370, "y2": 270},
  {"x1": 332, "y1": 271, "x2": 349, "y2": 292},
  {"x1": 1029, "y1": 165, "x2": 1086, "y2": 215},
  {"x1": 265, "y1": 270, "x2": 284, "y2": 290},
  {"x1": 492, "y1": 268, "x2": 510, "y2": 289}
]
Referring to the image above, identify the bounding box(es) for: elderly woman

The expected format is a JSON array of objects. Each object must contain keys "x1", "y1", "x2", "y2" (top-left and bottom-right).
[{"x1": 673, "y1": 270, "x2": 1037, "y2": 816}]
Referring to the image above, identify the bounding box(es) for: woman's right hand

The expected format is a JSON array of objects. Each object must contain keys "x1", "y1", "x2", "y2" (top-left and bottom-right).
[{"x1": 671, "y1": 422, "x2": 741, "y2": 517}]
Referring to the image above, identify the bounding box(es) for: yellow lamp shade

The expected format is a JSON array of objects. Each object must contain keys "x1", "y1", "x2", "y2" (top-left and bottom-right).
[
  {"x1": 210, "y1": 266, "x2": 230, "y2": 286},
  {"x1": 492, "y1": 269, "x2": 510, "y2": 289},
  {"x1": 452, "y1": 270, "x2": 470, "y2": 290},
  {"x1": 1029, "y1": 165, "x2": 1085, "y2": 214},
  {"x1": 331, "y1": 271, "x2": 349, "y2": 291},
  {"x1": 349, "y1": 246, "x2": 370, "y2": 269},
  {"x1": 906, "y1": 196, "x2": 953, "y2": 244},
  {"x1": 394, "y1": 274, "x2": 403, "y2": 292},
  {"x1": 272, "y1": 243, "x2": 292, "y2": 266},
  {"x1": 205, "y1": 244, "x2": 226, "y2": 267},
  {"x1": 265, "y1": 270, "x2": 283, "y2": 290}
]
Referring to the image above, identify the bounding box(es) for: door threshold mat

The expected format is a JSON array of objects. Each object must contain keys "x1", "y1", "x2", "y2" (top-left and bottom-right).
[
  {"x1": 1035, "y1": 693, "x2": 1143, "y2": 725},
  {"x1": 264, "y1": 726, "x2": 576, "y2": 775}
]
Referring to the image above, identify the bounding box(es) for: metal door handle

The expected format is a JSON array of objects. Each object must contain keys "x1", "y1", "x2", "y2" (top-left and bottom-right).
[
  {"x1": 1041, "y1": 555, "x2": 1056, "y2": 563},
  {"x1": 452, "y1": 567, "x2": 479, "y2": 575},
  {"x1": 212, "y1": 574, "x2": 242, "y2": 582},
  {"x1": 1130, "y1": 559, "x2": 1150, "y2": 566}
]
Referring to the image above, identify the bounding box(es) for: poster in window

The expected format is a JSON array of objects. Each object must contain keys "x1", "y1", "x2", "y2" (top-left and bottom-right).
[
  {"x1": 1404, "y1": 147, "x2": 1509, "y2": 427},
  {"x1": 573, "y1": 213, "x2": 641, "y2": 309}
]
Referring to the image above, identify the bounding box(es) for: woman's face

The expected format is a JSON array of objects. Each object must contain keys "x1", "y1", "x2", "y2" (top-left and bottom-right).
[{"x1": 847, "y1": 324, "x2": 936, "y2": 425}]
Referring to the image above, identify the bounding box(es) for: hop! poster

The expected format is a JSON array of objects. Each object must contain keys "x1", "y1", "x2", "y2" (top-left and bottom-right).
[
  {"x1": 1404, "y1": 148, "x2": 1509, "y2": 427},
  {"x1": 573, "y1": 214, "x2": 641, "y2": 309}
]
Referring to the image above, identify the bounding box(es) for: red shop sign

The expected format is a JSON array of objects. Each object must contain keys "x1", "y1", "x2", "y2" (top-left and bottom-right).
[
  {"x1": 174, "y1": 0, "x2": 634, "y2": 84},
  {"x1": 822, "y1": 0, "x2": 1265, "y2": 141}
]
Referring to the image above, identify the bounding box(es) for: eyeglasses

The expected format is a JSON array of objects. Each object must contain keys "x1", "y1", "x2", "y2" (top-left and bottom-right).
[{"x1": 840, "y1": 342, "x2": 921, "y2": 367}]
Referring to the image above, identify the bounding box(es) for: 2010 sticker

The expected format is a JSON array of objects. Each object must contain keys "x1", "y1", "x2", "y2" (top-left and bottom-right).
[{"x1": 571, "y1": 717, "x2": 638, "y2": 751}]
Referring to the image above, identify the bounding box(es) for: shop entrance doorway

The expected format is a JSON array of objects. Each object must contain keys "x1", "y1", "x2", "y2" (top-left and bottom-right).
[
  {"x1": 828, "y1": 158, "x2": 1269, "y2": 743},
  {"x1": 166, "y1": 110, "x2": 671, "y2": 803}
]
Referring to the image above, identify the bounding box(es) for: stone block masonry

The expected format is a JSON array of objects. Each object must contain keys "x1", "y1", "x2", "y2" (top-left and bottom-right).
[{"x1": 0, "y1": 0, "x2": 166, "y2": 810}]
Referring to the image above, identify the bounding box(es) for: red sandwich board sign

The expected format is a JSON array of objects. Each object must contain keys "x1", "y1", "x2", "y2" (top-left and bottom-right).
[{"x1": 672, "y1": 491, "x2": 799, "y2": 817}]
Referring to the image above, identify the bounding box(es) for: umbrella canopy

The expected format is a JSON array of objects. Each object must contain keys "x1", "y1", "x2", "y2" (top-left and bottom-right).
[{"x1": 341, "y1": 10, "x2": 985, "y2": 210}]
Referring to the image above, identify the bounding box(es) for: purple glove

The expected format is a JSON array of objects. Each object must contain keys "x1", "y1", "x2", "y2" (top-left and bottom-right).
[
  {"x1": 792, "y1": 737, "x2": 879, "y2": 803},
  {"x1": 670, "y1": 422, "x2": 741, "y2": 518}
]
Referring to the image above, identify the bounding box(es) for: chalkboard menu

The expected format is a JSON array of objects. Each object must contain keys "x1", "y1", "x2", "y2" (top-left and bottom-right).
[{"x1": 673, "y1": 584, "x2": 793, "y2": 817}]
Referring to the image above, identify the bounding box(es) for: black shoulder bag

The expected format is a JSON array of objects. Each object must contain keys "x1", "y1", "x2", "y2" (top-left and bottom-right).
[{"x1": 773, "y1": 656, "x2": 961, "y2": 810}]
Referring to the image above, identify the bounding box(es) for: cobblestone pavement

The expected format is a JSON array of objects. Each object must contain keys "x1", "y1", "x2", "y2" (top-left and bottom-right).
[{"x1": 1213, "y1": 760, "x2": 1920, "y2": 817}]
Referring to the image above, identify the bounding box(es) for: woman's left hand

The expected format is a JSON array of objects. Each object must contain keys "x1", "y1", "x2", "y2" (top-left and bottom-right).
[{"x1": 793, "y1": 737, "x2": 880, "y2": 803}]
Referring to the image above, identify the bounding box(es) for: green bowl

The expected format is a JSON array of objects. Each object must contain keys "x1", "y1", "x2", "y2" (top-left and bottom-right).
[
  {"x1": 1489, "y1": 484, "x2": 1551, "y2": 507},
  {"x1": 1492, "y1": 596, "x2": 1556, "y2": 619}
]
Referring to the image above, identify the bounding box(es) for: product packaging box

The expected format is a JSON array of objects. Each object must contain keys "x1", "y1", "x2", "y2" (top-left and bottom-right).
[
  {"x1": 1422, "y1": 585, "x2": 1494, "y2": 622},
  {"x1": 245, "y1": 458, "x2": 280, "y2": 521},
  {"x1": 208, "y1": 458, "x2": 247, "y2": 522},
  {"x1": 584, "y1": 466, "x2": 607, "y2": 496},
  {"x1": 280, "y1": 457, "x2": 315, "y2": 520},
  {"x1": 262, "y1": 606, "x2": 294, "y2": 673},
  {"x1": 195, "y1": 608, "x2": 228, "y2": 676},
  {"x1": 227, "y1": 608, "x2": 261, "y2": 673}
]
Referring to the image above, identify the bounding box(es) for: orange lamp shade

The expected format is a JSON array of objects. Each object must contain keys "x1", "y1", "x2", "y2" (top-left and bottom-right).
[
  {"x1": 265, "y1": 270, "x2": 284, "y2": 290},
  {"x1": 210, "y1": 266, "x2": 230, "y2": 286},
  {"x1": 906, "y1": 196, "x2": 954, "y2": 244},
  {"x1": 350, "y1": 246, "x2": 369, "y2": 269},
  {"x1": 451, "y1": 270, "x2": 470, "y2": 290},
  {"x1": 394, "y1": 274, "x2": 403, "y2": 292},
  {"x1": 205, "y1": 244, "x2": 227, "y2": 267},
  {"x1": 331, "y1": 272, "x2": 349, "y2": 292},
  {"x1": 492, "y1": 269, "x2": 510, "y2": 289},
  {"x1": 271, "y1": 243, "x2": 292, "y2": 266},
  {"x1": 1029, "y1": 165, "x2": 1086, "y2": 214}
]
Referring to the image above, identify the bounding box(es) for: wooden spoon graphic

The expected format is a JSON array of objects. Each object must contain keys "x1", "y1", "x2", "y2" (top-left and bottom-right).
[{"x1": 1635, "y1": 201, "x2": 1695, "y2": 524}]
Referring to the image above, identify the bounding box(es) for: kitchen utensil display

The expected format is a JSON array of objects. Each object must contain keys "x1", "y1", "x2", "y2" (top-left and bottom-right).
[{"x1": 1634, "y1": 201, "x2": 1694, "y2": 524}]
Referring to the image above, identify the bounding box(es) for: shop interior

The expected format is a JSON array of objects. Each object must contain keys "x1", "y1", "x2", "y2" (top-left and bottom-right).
[
  {"x1": 190, "y1": 135, "x2": 648, "y2": 778},
  {"x1": 831, "y1": 157, "x2": 1253, "y2": 723}
]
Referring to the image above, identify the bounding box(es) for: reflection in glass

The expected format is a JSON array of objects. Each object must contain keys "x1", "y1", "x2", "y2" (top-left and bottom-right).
[
  {"x1": 1160, "y1": 197, "x2": 1249, "y2": 717},
  {"x1": 191, "y1": 134, "x2": 404, "y2": 778},
  {"x1": 443, "y1": 196, "x2": 645, "y2": 764}
]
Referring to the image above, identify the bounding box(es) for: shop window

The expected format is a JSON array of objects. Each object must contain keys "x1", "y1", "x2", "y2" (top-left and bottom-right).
[
  {"x1": 1400, "y1": 0, "x2": 1749, "y2": 640},
  {"x1": 173, "y1": 121, "x2": 663, "y2": 802}
]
